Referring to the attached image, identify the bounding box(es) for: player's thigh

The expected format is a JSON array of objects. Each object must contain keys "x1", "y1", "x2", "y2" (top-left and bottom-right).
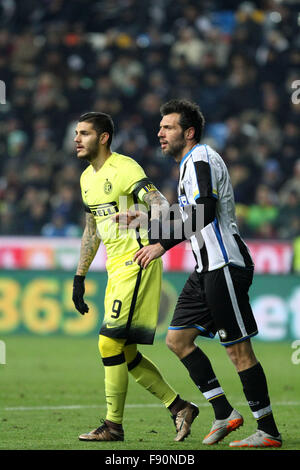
[
  {"x1": 169, "y1": 270, "x2": 216, "y2": 339},
  {"x1": 204, "y1": 265, "x2": 258, "y2": 345},
  {"x1": 135, "y1": 257, "x2": 162, "y2": 322},
  {"x1": 98, "y1": 335, "x2": 126, "y2": 358},
  {"x1": 102, "y1": 258, "x2": 162, "y2": 344},
  {"x1": 103, "y1": 262, "x2": 142, "y2": 327},
  {"x1": 166, "y1": 327, "x2": 199, "y2": 358}
]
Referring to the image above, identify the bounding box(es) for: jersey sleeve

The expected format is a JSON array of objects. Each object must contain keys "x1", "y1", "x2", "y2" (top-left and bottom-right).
[
  {"x1": 80, "y1": 175, "x2": 91, "y2": 213},
  {"x1": 132, "y1": 177, "x2": 158, "y2": 202},
  {"x1": 122, "y1": 159, "x2": 158, "y2": 201},
  {"x1": 191, "y1": 145, "x2": 218, "y2": 201}
]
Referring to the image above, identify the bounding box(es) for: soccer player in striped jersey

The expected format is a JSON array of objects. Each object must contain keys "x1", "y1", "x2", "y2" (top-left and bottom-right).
[
  {"x1": 72, "y1": 111, "x2": 198, "y2": 443},
  {"x1": 133, "y1": 99, "x2": 282, "y2": 448}
]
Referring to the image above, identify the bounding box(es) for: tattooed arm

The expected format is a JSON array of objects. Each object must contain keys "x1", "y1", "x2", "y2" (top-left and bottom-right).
[
  {"x1": 142, "y1": 189, "x2": 170, "y2": 245},
  {"x1": 113, "y1": 189, "x2": 170, "y2": 230},
  {"x1": 76, "y1": 212, "x2": 101, "y2": 276},
  {"x1": 143, "y1": 189, "x2": 170, "y2": 222}
]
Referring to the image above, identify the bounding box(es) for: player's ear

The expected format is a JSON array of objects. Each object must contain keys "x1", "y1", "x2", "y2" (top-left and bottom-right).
[
  {"x1": 185, "y1": 126, "x2": 195, "y2": 141},
  {"x1": 99, "y1": 132, "x2": 110, "y2": 146}
]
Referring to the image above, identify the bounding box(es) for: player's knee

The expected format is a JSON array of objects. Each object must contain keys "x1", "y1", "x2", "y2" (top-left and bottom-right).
[
  {"x1": 166, "y1": 331, "x2": 184, "y2": 357},
  {"x1": 166, "y1": 329, "x2": 197, "y2": 359},
  {"x1": 98, "y1": 335, "x2": 125, "y2": 359},
  {"x1": 166, "y1": 331, "x2": 176, "y2": 352}
]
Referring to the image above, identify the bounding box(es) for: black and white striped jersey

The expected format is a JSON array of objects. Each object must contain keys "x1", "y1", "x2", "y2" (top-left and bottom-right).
[{"x1": 178, "y1": 144, "x2": 254, "y2": 273}]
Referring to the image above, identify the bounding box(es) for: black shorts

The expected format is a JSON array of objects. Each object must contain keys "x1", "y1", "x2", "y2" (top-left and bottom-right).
[{"x1": 169, "y1": 264, "x2": 258, "y2": 346}]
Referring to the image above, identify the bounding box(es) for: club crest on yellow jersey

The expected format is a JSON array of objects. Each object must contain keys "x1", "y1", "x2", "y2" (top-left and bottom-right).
[{"x1": 104, "y1": 179, "x2": 113, "y2": 194}]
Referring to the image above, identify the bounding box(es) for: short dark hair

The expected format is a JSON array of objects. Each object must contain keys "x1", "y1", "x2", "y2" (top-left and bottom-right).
[
  {"x1": 160, "y1": 99, "x2": 205, "y2": 142},
  {"x1": 79, "y1": 112, "x2": 114, "y2": 146}
]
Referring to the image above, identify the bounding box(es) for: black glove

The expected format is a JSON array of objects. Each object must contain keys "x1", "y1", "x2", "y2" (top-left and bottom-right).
[{"x1": 72, "y1": 275, "x2": 89, "y2": 315}]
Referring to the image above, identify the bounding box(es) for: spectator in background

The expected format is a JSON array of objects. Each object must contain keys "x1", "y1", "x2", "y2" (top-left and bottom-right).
[
  {"x1": 261, "y1": 160, "x2": 283, "y2": 193},
  {"x1": 256, "y1": 114, "x2": 281, "y2": 152},
  {"x1": 17, "y1": 186, "x2": 50, "y2": 235},
  {"x1": 112, "y1": 116, "x2": 148, "y2": 164},
  {"x1": 229, "y1": 163, "x2": 257, "y2": 205},
  {"x1": 48, "y1": 184, "x2": 80, "y2": 226},
  {"x1": 280, "y1": 121, "x2": 300, "y2": 177},
  {"x1": 138, "y1": 92, "x2": 163, "y2": 145},
  {"x1": 279, "y1": 159, "x2": 300, "y2": 204},
  {"x1": 11, "y1": 29, "x2": 40, "y2": 73},
  {"x1": 22, "y1": 201, "x2": 49, "y2": 236},
  {"x1": 0, "y1": 208, "x2": 20, "y2": 235},
  {"x1": 41, "y1": 213, "x2": 81, "y2": 237},
  {"x1": 110, "y1": 53, "x2": 144, "y2": 102},
  {"x1": 276, "y1": 190, "x2": 300, "y2": 240},
  {"x1": 53, "y1": 163, "x2": 81, "y2": 190},
  {"x1": 169, "y1": 27, "x2": 205, "y2": 69},
  {"x1": 245, "y1": 185, "x2": 279, "y2": 238},
  {"x1": 225, "y1": 54, "x2": 260, "y2": 116},
  {"x1": 195, "y1": 69, "x2": 228, "y2": 123},
  {"x1": 33, "y1": 72, "x2": 68, "y2": 116}
]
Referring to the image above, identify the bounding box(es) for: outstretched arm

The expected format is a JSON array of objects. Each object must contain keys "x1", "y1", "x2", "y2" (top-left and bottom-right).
[
  {"x1": 143, "y1": 189, "x2": 170, "y2": 244},
  {"x1": 143, "y1": 189, "x2": 170, "y2": 224},
  {"x1": 133, "y1": 197, "x2": 217, "y2": 269},
  {"x1": 128, "y1": 189, "x2": 169, "y2": 269},
  {"x1": 113, "y1": 189, "x2": 170, "y2": 240}
]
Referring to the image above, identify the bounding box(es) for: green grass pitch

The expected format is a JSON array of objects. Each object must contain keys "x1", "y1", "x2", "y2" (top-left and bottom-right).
[{"x1": 0, "y1": 336, "x2": 299, "y2": 451}]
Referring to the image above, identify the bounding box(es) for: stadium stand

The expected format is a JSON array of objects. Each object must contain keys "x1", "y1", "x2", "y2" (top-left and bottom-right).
[{"x1": 0, "y1": 0, "x2": 299, "y2": 249}]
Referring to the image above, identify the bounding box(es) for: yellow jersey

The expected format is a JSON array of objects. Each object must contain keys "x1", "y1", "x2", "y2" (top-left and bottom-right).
[{"x1": 80, "y1": 152, "x2": 157, "y2": 261}]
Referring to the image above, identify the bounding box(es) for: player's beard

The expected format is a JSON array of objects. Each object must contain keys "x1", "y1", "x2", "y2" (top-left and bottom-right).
[
  {"x1": 81, "y1": 136, "x2": 100, "y2": 162},
  {"x1": 162, "y1": 131, "x2": 186, "y2": 162}
]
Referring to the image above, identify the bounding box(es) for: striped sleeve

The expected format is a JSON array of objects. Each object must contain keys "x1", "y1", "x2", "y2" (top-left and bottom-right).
[{"x1": 191, "y1": 145, "x2": 218, "y2": 201}]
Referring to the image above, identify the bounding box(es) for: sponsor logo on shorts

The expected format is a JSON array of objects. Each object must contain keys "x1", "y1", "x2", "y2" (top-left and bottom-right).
[{"x1": 218, "y1": 329, "x2": 227, "y2": 339}]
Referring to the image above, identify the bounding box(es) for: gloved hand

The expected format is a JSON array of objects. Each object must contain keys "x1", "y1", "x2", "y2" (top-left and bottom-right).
[{"x1": 72, "y1": 275, "x2": 89, "y2": 315}]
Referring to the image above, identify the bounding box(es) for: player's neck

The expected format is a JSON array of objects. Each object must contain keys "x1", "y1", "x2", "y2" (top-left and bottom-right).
[
  {"x1": 177, "y1": 141, "x2": 198, "y2": 163},
  {"x1": 90, "y1": 148, "x2": 112, "y2": 172}
]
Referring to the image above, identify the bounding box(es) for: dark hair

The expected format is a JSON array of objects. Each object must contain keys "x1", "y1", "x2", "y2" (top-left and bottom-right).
[
  {"x1": 160, "y1": 99, "x2": 205, "y2": 142},
  {"x1": 79, "y1": 112, "x2": 114, "y2": 146}
]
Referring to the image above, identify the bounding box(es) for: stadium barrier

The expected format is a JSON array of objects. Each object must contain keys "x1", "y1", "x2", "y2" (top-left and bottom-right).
[
  {"x1": 0, "y1": 270, "x2": 299, "y2": 341},
  {"x1": 0, "y1": 237, "x2": 294, "y2": 274}
]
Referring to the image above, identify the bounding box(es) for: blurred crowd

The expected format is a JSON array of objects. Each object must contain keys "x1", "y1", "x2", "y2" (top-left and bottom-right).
[{"x1": 0, "y1": 0, "x2": 299, "y2": 241}]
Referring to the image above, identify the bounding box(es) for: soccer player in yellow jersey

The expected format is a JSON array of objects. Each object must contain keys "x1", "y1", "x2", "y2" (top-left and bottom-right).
[{"x1": 72, "y1": 112, "x2": 198, "y2": 442}]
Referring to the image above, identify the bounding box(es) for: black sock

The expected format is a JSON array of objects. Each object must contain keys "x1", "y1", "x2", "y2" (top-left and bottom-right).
[
  {"x1": 168, "y1": 394, "x2": 187, "y2": 415},
  {"x1": 181, "y1": 346, "x2": 233, "y2": 419},
  {"x1": 238, "y1": 362, "x2": 279, "y2": 436}
]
